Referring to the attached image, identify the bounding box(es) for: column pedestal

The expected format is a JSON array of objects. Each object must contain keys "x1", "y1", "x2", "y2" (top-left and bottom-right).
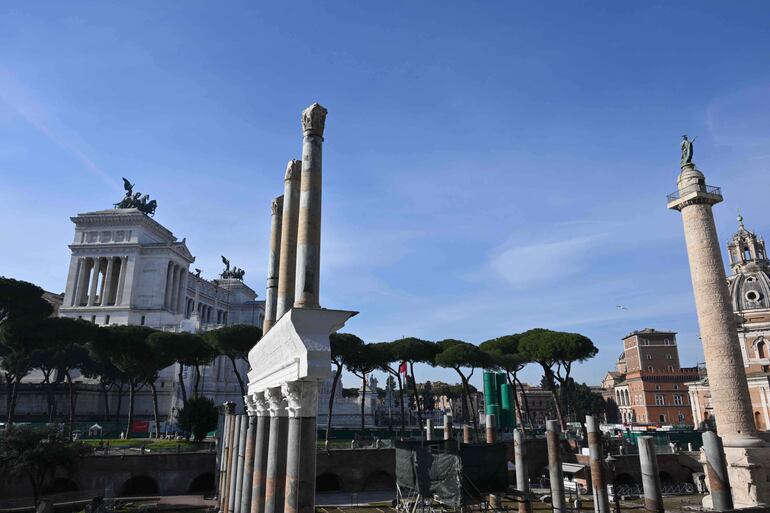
[{"x1": 720, "y1": 446, "x2": 770, "y2": 507}]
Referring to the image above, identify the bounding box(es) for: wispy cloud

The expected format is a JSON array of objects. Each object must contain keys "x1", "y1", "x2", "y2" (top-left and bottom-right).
[{"x1": 0, "y1": 66, "x2": 115, "y2": 188}]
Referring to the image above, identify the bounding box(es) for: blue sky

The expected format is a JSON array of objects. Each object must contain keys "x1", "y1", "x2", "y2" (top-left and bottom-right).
[{"x1": 2, "y1": 2, "x2": 770, "y2": 390}]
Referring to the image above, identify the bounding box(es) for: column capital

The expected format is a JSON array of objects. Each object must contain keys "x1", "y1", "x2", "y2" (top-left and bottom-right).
[
  {"x1": 282, "y1": 380, "x2": 319, "y2": 418},
  {"x1": 284, "y1": 159, "x2": 301, "y2": 181},
  {"x1": 252, "y1": 391, "x2": 270, "y2": 416},
  {"x1": 223, "y1": 401, "x2": 236, "y2": 415},
  {"x1": 265, "y1": 386, "x2": 287, "y2": 417},
  {"x1": 302, "y1": 103, "x2": 327, "y2": 137},
  {"x1": 245, "y1": 394, "x2": 258, "y2": 416}
]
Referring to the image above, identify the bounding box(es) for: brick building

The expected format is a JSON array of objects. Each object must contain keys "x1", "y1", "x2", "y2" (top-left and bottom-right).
[{"x1": 602, "y1": 329, "x2": 698, "y2": 426}]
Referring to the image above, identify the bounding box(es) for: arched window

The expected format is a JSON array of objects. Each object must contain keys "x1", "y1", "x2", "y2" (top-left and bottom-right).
[
  {"x1": 757, "y1": 340, "x2": 767, "y2": 359},
  {"x1": 744, "y1": 247, "x2": 752, "y2": 261}
]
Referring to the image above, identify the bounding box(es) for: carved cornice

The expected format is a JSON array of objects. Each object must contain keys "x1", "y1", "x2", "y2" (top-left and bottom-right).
[
  {"x1": 284, "y1": 160, "x2": 302, "y2": 181},
  {"x1": 282, "y1": 380, "x2": 319, "y2": 418},
  {"x1": 266, "y1": 386, "x2": 287, "y2": 417},
  {"x1": 272, "y1": 195, "x2": 284, "y2": 215},
  {"x1": 302, "y1": 103, "x2": 327, "y2": 137},
  {"x1": 72, "y1": 209, "x2": 175, "y2": 241}
]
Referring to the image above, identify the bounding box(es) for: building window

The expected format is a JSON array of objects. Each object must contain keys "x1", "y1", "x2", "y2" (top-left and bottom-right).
[
  {"x1": 678, "y1": 412, "x2": 685, "y2": 423},
  {"x1": 648, "y1": 366, "x2": 654, "y2": 372},
  {"x1": 655, "y1": 395, "x2": 665, "y2": 406},
  {"x1": 647, "y1": 355, "x2": 653, "y2": 360},
  {"x1": 757, "y1": 341, "x2": 767, "y2": 359},
  {"x1": 674, "y1": 385, "x2": 679, "y2": 390},
  {"x1": 674, "y1": 395, "x2": 683, "y2": 405},
  {"x1": 666, "y1": 354, "x2": 672, "y2": 359},
  {"x1": 664, "y1": 339, "x2": 670, "y2": 345},
  {"x1": 659, "y1": 414, "x2": 667, "y2": 423},
  {"x1": 655, "y1": 385, "x2": 661, "y2": 391},
  {"x1": 141, "y1": 315, "x2": 145, "y2": 326},
  {"x1": 668, "y1": 365, "x2": 674, "y2": 371}
]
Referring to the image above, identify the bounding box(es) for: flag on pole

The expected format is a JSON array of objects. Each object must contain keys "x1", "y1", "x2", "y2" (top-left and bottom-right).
[{"x1": 398, "y1": 361, "x2": 408, "y2": 375}]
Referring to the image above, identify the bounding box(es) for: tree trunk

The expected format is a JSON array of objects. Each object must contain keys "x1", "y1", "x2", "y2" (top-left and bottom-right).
[
  {"x1": 177, "y1": 364, "x2": 188, "y2": 405},
  {"x1": 115, "y1": 383, "x2": 124, "y2": 423},
  {"x1": 409, "y1": 362, "x2": 422, "y2": 427},
  {"x1": 459, "y1": 373, "x2": 478, "y2": 432},
  {"x1": 541, "y1": 366, "x2": 566, "y2": 429},
  {"x1": 65, "y1": 372, "x2": 76, "y2": 439},
  {"x1": 7, "y1": 376, "x2": 18, "y2": 428},
  {"x1": 100, "y1": 381, "x2": 111, "y2": 422},
  {"x1": 360, "y1": 372, "x2": 367, "y2": 431},
  {"x1": 325, "y1": 363, "x2": 343, "y2": 449},
  {"x1": 43, "y1": 373, "x2": 55, "y2": 423},
  {"x1": 150, "y1": 381, "x2": 161, "y2": 438},
  {"x1": 126, "y1": 381, "x2": 136, "y2": 439},
  {"x1": 514, "y1": 375, "x2": 533, "y2": 428},
  {"x1": 396, "y1": 372, "x2": 406, "y2": 436},
  {"x1": 228, "y1": 355, "x2": 246, "y2": 403},
  {"x1": 193, "y1": 365, "x2": 202, "y2": 398}
]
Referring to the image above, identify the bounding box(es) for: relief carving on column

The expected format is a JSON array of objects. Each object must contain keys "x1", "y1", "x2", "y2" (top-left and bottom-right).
[
  {"x1": 266, "y1": 386, "x2": 288, "y2": 417},
  {"x1": 301, "y1": 103, "x2": 328, "y2": 137},
  {"x1": 253, "y1": 391, "x2": 270, "y2": 417},
  {"x1": 282, "y1": 380, "x2": 319, "y2": 418},
  {"x1": 284, "y1": 159, "x2": 302, "y2": 181}
]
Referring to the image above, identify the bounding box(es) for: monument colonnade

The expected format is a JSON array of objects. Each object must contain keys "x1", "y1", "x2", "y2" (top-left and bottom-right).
[
  {"x1": 218, "y1": 103, "x2": 355, "y2": 513},
  {"x1": 70, "y1": 255, "x2": 129, "y2": 308}
]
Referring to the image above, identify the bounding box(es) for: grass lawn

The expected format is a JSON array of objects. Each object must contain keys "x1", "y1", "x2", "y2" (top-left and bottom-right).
[{"x1": 82, "y1": 438, "x2": 206, "y2": 451}]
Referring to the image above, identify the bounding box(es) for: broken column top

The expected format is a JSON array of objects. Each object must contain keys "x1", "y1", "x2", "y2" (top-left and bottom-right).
[
  {"x1": 302, "y1": 103, "x2": 328, "y2": 137},
  {"x1": 284, "y1": 159, "x2": 301, "y2": 181}
]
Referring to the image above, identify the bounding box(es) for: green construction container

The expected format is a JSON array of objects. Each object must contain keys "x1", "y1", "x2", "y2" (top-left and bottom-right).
[
  {"x1": 500, "y1": 383, "x2": 516, "y2": 429},
  {"x1": 483, "y1": 371, "x2": 499, "y2": 416}
]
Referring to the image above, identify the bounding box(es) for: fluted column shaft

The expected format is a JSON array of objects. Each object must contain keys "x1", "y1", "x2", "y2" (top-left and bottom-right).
[
  {"x1": 87, "y1": 257, "x2": 100, "y2": 306},
  {"x1": 294, "y1": 103, "x2": 327, "y2": 309},
  {"x1": 177, "y1": 268, "x2": 188, "y2": 314},
  {"x1": 264, "y1": 387, "x2": 289, "y2": 513},
  {"x1": 164, "y1": 261, "x2": 174, "y2": 310},
  {"x1": 234, "y1": 415, "x2": 249, "y2": 513},
  {"x1": 240, "y1": 397, "x2": 258, "y2": 513},
  {"x1": 72, "y1": 258, "x2": 86, "y2": 306},
  {"x1": 251, "y1": 393, "x2": 271, "y2": 513},
  {"x1": 264, "y1": 195, "x2": 284, "y2": 333},
  {"x1": 103, "y1": 257, "x2": 115, "y2": 306},
  {"x1": 276, "y1": 161, "x2": 301, "y2": 319},
  {"x1": 228, "y1": 415, "x2": 243, "y2": 513},
  {"x1": 283, "y1": 380, "x2": 319, "y2": 513},
  {"x1": 170, "y1": 265, "x2": 181, "y2": 314}
]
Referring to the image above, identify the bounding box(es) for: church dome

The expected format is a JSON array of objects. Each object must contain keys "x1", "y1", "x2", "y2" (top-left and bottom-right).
[{"x1": 727, "y1": 215, "x2": 770, "y2": 312}]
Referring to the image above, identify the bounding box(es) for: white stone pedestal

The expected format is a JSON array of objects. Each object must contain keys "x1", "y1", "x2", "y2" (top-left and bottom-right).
[{"x1": 723, "y1": 446, "x2": 770, "y2": 507}]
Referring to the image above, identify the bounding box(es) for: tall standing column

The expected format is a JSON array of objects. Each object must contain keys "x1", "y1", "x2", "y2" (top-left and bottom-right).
[
  {"x1": 219, "y1": 412, "x2": 232, "y2": 508},
  {"x1": 264, "y1": 387, "x2": 288, "y2": 513},
  {"x1": 71, "y1": 258, "x2": 85, "y2": 306},
  {"x1": 221, "y1": 403, "x2": 237, "y2": 513},
  {"x1": 103, "y1": 257, "x2": 115, "y2": 306},
  {"x1": 546, "y1": 420, "x2": 566, "y2": 513},
  {"x1": 177, "y1": 268, "x2": 188, "y2": 314},
  {"x1": 514, "y1": 429, "x2": 532, "y2": 513},
  {"x1": 163, "y1": 261, "x2": 174, "y2": 310},
  {"x1": 87, "y1": 257, "x2": 100, "y2": 306},
  {"x1": 115, "y1": 256, "x2": 128, "y2": 306},
  {"x1": 283, "y1": 380, "x2": 320, "y2": 513},
  {"x1": 234, "y1": 415, "x2": 249, "y2": 513},
  {"x1": 170, "y1": 265, "x2": 181, "y2": 314},
  {"x1": 241, "y1": 397, "x2": 259, "y2": 513},
  {"x1": 638, "y1": 437, "x2": 664, "y2": 513},
  {"x1": 444, "y1": 413, "x2": 453, "y2": 441},
  {"x1": 251, "y1": 392, "x2": 271, "y2": 513},
  {"x1": 294, "y1": 103, "x2": 327, "y2": 309},
  {"x1": 668, "y1": 159, "x2": 760, "y2": 446},
  {"x1": 586, "y1": 416, "x2": 610, "y2": 513},
  {"x1": 228, "y1": 415, "x2": 244, "y2": 513},
  {"x1": 276, "y1": 161, "x2": 301, "y2": 319},
  {"x1": 263, "y1": 195, "x2": 284, "y2": 333}
]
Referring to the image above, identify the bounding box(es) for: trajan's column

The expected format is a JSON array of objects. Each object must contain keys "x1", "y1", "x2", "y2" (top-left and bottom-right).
[{"x1": 668, "y1": 136, "x2": 770, "y2": 507}]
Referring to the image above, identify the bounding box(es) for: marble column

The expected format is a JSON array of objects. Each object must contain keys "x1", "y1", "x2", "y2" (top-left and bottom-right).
[
  {"x1": 87, "y1": 257, "x2": 100, "y2": 306},
  {"x1": 263, "y1": 195, "x2": 284, "y2": 333},
  {"x1": 228, "y1": 415, "x2": 243, "y2": 513},
  {"x1": 234, "y1": 415, "x2": 249, "y2": 513},
  {"x1": 250, "y1": 392, "x2": 271, "y2": 513},
  {"x1": 264, "y1": 387, "x2": 289, "y2": 513},
  {"x1": 103, "y1": 257, "x2": 115, "y2": 306},
  {"x1": 241, "y1": 397, "x2": 258, "y2": 513},
  {"x1": 294, "y1": 103, "x2": 327, "y2": 309},
  {"x1": 71, "y1": 258, "x2": 86, "y2": 306},
  {"x1": 170, "y1": 265, "x2": 181, "y2": 314},
  {"x1": 163, "y1": 261, "x2": 174, "y2": 310},
  {"x1": 115, "y1": 256, "x2": 128, "y2": 306},
  {"x1": 276, "y1": 160, "x2": 301, "y2": 320},
  {"x1": 221, "y1": 403, "x2": 237, "y2": 513},
  {"x1": 219, "y1": 412, "x2": 232, "y2": 510},
  {"x1": 283, "y1": 380, "x2": 319, "y2": 513},
  {"x1": 177, "y1": 268, "x2": 188, "y2": 314}
]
